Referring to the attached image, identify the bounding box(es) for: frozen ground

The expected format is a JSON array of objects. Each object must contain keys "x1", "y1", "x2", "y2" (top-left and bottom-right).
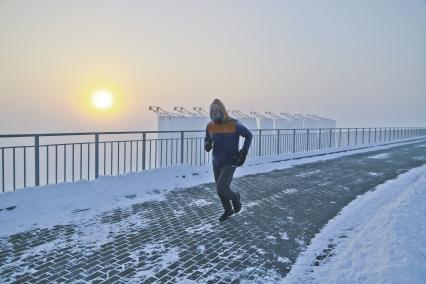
[
  {"x1": 1, "y1": 138, "x2": 424, "y2": 237},
  {"x1": 284, "y1": 164, "x2": 426, "y2": 284},
  {"x1": 0, "y1": 138, "x2": 425, "y2": 283}
]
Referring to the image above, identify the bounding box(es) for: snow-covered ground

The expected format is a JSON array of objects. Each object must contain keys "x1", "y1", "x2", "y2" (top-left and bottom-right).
[
  {"x1": 284, "y1": 164, "x2": 426, "y2": 284},
  {"x1": 0, "y1": 138, "x2": 424, "y2": 238}
]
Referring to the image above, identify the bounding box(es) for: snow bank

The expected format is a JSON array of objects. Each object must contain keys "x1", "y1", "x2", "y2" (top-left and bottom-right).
[
  {"x1": 0, "y1": 138, "x2": 424, "y2": 237},
  {"x1": 284, "y1": 164, "x2": 426, "y2": 284}
]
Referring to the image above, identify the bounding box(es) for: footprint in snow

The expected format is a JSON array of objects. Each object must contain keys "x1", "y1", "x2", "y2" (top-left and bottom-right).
[
  {"x1": 0, "y1": 205, "x2": 16, "y2": 211},
  {"x1": 72, "y1": 208, "x2": 90, "y2": 214}
]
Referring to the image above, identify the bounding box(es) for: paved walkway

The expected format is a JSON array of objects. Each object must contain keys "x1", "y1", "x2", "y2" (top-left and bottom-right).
[{"x1": 1, "y1": 140, "x2": 426, "y2": 283}]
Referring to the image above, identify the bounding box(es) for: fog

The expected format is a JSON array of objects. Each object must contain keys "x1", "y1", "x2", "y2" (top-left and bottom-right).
[{"x1": 1, "y1": 0, "x2": 425, "y2": 134}]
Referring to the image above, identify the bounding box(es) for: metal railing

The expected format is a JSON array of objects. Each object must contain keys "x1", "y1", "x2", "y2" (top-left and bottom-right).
[{"x1": 0, "y1": 127, "x2": 425, "y2": 193}]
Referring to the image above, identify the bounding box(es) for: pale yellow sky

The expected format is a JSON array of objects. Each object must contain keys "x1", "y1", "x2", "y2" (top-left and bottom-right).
[{"x1": 1, "y1": 0, "x2": 426, "y2": 134}]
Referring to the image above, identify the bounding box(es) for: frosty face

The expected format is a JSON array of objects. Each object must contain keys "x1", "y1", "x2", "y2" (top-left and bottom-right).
[{"x1": 210, "y1": 104, "x2": 224, "y2": 123}]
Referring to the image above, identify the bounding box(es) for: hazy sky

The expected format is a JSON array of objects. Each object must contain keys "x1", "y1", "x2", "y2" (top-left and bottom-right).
[{"x1": 1, "y1": 0, "x2": 425, "y2": 133}]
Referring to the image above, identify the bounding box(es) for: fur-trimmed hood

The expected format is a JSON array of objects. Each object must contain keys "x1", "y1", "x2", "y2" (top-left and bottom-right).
[{"x1": 209, "y1": 98, "x2": 235, "y2": 123}]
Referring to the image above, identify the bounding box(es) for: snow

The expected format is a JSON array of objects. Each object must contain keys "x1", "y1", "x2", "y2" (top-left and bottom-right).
[
  {"x1": 279, "y1": 232, "x2": 290, "y2": 240},
  {"x1": 130, "y1": 244, "x2": 181, "y2": 282},
  {"x1": 196, "y1": 245, "x2": 206, "y2": 253},
  {"x1": 0, "y1": 138, "x2": 424, "y2": 238},
  {"x1": 278, "y1": 256, "x2": 291, "y2": 264},
  {"x1": 188, "y1": 198, "x2": 213, "y2": 207},
  {"x1": 185, "y1": 223, "x2": 214, "y2": 234},
  {"x1": 295, "y1": 169, "x2": 321, "y2": 177},
  {"x1": 0, "y1": 212, "x2": 152, "y2": 280},
  {"x1": 367, "y1": 152, "x2": 391, "y2": 159},
  {"x1": 283, "y1": 188, "x2": 297, "y2": 194},
  {"x1": 284, "y1": 164, "x2": 426, "y2": 284}
]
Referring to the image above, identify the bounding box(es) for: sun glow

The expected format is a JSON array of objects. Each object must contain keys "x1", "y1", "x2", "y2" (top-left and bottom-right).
[{"x1": 92, "y1": 90, "x2": 113, "y2": 110}]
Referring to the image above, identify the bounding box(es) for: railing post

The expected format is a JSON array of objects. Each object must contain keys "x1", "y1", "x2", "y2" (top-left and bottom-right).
[
  {"x1": 276, "y1": 129, "x2": 280, "y2": 155},
  {"x1": 374, "y1": 128, "x2": 377, "y2": 143},
  {"x1": 355, "y1": 128, "x2": 358, "y2": 146},
  {"x1": 329, "y1": 128, "x2": 332, "y2": 148},
  {"x1": 293, "y1": 129, "x2": 296, "y2": 153},
  {"x1": 339, "y1": 128, "x2": 342, "y2": 147},
  {"x1": 142, "y1": 132, "x2": 146, "y2": 170},
  {"x1": 1, "y1": 148, "x2": 4, "y2": 192},
  {"x1": 95, "y1": 133, "x2": 99, "y2": 179},
  {"x1": 347, "y1": 128, "x2": 350, "y2": 147},
  {"x1": 368, "y1": 128, "x2": 371, "y2": 144},
  {"x1": 34, "y1": 135, "x2": 40, "y2": 186},
  {"x1": 306, "y1": 129, "x2": 310, "y2": 151},
  {"x1": 318, "y1": 129, "x2": 322, "y2": 149},
  {"x1": 362, "y1": 128, "x2": 365, "y2": 144},
  {"x1": 258, "y1": 130, "x2": 262, "y2": 156},
  {"x1": 180, "y1": 131, "x2": 184, "y2": 164}
]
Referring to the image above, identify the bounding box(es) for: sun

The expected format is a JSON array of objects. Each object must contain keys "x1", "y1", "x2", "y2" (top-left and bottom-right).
[{"x1": 92, "y1": 90, "x2": 113, "y2": 110}]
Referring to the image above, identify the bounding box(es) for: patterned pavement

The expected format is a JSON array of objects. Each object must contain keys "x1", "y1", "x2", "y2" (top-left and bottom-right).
[{"x1": 1, "y1": 140, "x2": 426, "y2": 283}]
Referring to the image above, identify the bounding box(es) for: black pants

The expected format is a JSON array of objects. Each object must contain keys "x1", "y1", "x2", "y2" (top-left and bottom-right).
[{"x1": 213, "y1": 164, "x2": 238, "y2": 213}]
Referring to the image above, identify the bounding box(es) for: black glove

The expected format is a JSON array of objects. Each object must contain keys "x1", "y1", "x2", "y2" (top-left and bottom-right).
[
  {"x1": 234, "y1": 149, "x2": 248, "y2": 167},
  {"x1": 204, "y1": 141, "x2": 212, "y2": 152}
]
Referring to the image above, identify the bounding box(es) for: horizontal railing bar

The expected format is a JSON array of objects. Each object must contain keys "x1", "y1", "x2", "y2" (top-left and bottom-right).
[
  {"x1": 46, "y1": 138, "x2": 185, "y2": 147},
  {"x1": 1, "y1": 127, "x2": 424, "y2": 138},
  {"x1": 0, "y1": 145, "x2": 32, "y2": 150}
]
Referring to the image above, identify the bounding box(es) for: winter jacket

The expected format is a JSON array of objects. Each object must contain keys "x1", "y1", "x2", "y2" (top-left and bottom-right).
[{"x1": 204, "y1": 99, "x2": 252, "y2": 168}]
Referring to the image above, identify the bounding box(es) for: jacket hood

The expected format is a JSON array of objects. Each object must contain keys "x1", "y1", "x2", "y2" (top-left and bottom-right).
[{"x1": 209, "y1": 98, "x2": 235, "y2": 123}]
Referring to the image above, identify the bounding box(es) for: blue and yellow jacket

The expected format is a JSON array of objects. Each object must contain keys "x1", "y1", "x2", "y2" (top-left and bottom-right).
[{"x1": 204, "y1": 118, "x2": 253, "y2": 168}]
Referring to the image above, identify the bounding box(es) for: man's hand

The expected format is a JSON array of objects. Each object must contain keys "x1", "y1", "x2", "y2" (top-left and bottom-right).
[
  {"x1": 204, "y1": 141, "x2": 212, "y2": 152},
  {"x1": 234, "y1": 149, "x2": 248, "y2": 167}
]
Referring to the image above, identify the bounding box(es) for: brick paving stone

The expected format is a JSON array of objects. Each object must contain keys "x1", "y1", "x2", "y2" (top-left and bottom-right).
[{"x1": 1, "y1": 140, "x2": 425, "y2": 283}]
